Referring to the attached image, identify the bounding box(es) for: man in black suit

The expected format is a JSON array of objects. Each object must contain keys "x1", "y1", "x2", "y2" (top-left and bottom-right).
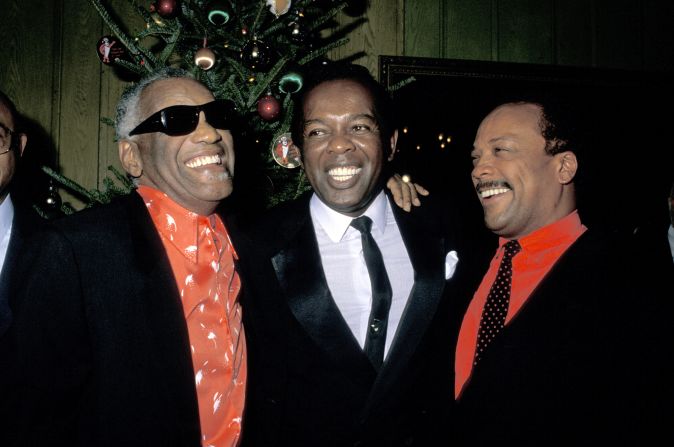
[
  {"x1": 3, "y1": 68, "x2": 246, "y2": 446},
  {"x1": 452, "y1": 99, "x2": 672, "y2": 443},
  {"x1": 0, "y1": 91, "x2": 36, "y2": 337},
  {"x1": 238, "y1": 63, "x2": 466, "y2": 446}
]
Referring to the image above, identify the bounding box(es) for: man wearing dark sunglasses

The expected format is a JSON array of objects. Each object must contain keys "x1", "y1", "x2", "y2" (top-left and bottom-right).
[{"x1": 4, "y1": 68, "x2": 245, "y2": 447}]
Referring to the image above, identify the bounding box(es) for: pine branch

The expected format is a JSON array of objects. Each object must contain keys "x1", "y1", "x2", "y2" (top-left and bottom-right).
[
  {"x1": 298, "y1": 37, "x2": 349, "y2": 65},
  {"x1": 91, "y1": 0, "x2": 138, "y2": 53},
  {"x1": 246, "y1": 55, "x2": 291, "y2": 108},
  {"x1": 113, "y1": 58, "x2": 148, "y2": 76},
  {"x1": 159, "y1": 25, "x2": 183, "y2": 64},
  {"x1": 251, "y1": 0, "x2": 268, "y2": 36},
  {"x1": 42, "y1": 166, "x2": 96, "y2": 202},
  {"x1": 308, "y1": 3, "x2": 347, "y2": 31}
]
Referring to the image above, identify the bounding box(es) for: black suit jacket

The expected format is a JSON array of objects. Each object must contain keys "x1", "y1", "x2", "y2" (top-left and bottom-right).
[
  {"x1": 0, "y1": 199, "x2": 43, "y2": 335},
  {"x1": 451, "y1": 228, "x2": 674, "y2": 444},
  {"x1": 1, "y1": 193, "x2": 202, "y2": 446},
  {"x1": 237, "y1": 192, "x2": 472, "y2": 447}
]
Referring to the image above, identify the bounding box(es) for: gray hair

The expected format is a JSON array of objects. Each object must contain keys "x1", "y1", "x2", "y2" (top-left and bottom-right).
[{"x1": 115, "y1": 67, "x2": 197, "y2": 140}]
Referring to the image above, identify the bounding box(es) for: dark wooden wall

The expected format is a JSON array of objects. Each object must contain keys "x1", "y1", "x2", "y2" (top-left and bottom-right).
[{"x1": 0, "y1": 0, "x2": 671, "y2": 202}]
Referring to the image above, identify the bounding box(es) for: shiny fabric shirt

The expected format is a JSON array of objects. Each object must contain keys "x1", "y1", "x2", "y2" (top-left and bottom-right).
[
  {"x1": 455, "y1": 210, "x2": 586, "y2": 398},
  {"x1": 138, "y1": 186, "x2": 246, "y2": 447}
]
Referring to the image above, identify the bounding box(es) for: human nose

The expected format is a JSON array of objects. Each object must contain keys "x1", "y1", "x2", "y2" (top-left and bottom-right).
[
  {"x1": 326, "y1": 133, "x2": 355, "y2": 154},
  {"x1": 190, "y1": 111, "x2": 222, "y2": 144},
  {"x1": 471, "y1": 152, "x2": 493, "y2": 181}
]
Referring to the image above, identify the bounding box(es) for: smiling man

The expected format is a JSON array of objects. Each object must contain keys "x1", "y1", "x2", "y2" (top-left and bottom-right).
[
  {"x1": 452, "y1": 99, "x2": 673, "y2": 444},
  {"x1": 237, "y1": 63, "x2": 465, "y2": 446},
  {"x1": 4, "y1": 68, "x2": 245, "y2": 446}
]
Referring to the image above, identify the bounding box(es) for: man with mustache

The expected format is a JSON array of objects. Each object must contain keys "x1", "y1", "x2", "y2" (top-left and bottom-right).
[
  {"x1": 452, "y1": 99, "x2": 672, "y2": 443},
  {"x1": 3, "y1": 68, "x2": 245, "y2": 446}
]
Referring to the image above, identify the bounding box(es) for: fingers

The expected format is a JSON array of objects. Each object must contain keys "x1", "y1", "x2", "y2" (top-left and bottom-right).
[
  {"x1": 400, "y1": 177, "x2": 412, "y2": 212},
  {"x1": 413, "y1": 183, "x2": 430, "y2": 197},
  {"x1": 387, "y1": 174, "x2": 430, "y2": 212},
  {"x1": 387, "y1": 174, "x2": 405, "y2": 208},
  {"x1": 387, "y1": 174, "x2": 412, "y2": 211}
]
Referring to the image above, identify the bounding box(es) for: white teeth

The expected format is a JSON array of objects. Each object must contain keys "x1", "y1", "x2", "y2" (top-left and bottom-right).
[
  {"x1": 479, "y1": 188, "x2": 510, "y2": 198},
  {"x1": 328, "y1": 166, "x2": 361, "y2": 181},
  {"x1": 185, "y1": 155, "x2": 222, "y2": 168}
]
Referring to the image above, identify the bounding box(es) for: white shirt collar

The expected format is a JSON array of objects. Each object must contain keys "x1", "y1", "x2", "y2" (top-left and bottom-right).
[
  {"x1": 0, "y1": 194, "x2": 14, "y2": 235},
  {"x1": 310, "y1": 191, "x2": 389, "y2": 243}
]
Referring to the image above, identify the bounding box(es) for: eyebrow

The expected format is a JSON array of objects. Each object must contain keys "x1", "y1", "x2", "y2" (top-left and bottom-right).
[
  {"x1": 303, "y1": 113, "x2": 377, "y2": 127},
  {"x1": 488, "y1": 135, "x2": 518, "y2": 145}
]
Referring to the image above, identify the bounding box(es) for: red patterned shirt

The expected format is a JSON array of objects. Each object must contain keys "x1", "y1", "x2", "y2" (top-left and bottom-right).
[{"x1": 138, "y1": 186, "x2": 246, "y2": 446}]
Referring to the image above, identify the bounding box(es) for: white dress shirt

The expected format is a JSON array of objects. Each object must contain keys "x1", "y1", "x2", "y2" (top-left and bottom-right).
[
  {"x1": 668, "y1": 224, "x2": 674, "y2": 262},
  {"x1": 309, "y1": 191, "x2": 414, "y2": 358},
  {"x1": 0, "y1": 195, "x2": 15, "y2": 275}
]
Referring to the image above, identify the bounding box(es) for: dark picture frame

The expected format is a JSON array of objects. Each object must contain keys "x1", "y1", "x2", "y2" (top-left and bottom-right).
[{"x1": 379, "y1": 55, "x2": 673, "y2": 233}]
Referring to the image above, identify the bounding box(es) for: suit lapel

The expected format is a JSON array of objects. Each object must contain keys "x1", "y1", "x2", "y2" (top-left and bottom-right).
[
  {"x1": 125, "y1": 193, "x2": 200, "y2": 424},
  {"x1": 271, "y1": 200, "x2": 375, "y2": 380},
  {"x1": 363, "y1": 200, "x2": 448, "y2": 413}
]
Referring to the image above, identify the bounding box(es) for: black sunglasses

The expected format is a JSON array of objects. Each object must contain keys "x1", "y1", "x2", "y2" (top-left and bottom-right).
[{"x1": 129, "y1": 99, "x2": 237, "y2": 136}]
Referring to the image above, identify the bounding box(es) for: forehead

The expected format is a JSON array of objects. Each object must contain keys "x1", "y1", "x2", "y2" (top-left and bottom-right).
[
  {"x1": 303, "y1": 79, "x2": 374, "y2": 117},
  {"x1": 140, "y1": 78, "x2": 214, "y2": 116},
  {"x1": 476, "y1": 103, "x2": 543, "y2": 142}
]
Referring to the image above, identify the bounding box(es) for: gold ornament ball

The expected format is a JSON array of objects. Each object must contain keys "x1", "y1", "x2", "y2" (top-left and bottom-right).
[{"x1": 194, "y1": 47, "x2": 216, "y2": 70}]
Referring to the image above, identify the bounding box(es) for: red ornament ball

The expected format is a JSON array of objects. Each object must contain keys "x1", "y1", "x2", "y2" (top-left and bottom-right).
[
  {"x1": 257, "y1": 95, "x2": 281, "y2": 121},
  {"x1": 155, "y1": 0, "x2": 178, "y2": 18}
]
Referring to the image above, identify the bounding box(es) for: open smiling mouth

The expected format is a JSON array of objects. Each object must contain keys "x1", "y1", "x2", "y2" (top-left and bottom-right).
[
  {"x1": 185, "y1": 154, "x2": 223, "y2": 168},
  {"x1": 479, "y1": 187, "x2": 510, "y2": 199},
  {"x1": 328, "y1": 166, "x2": 362, "y2": 182}
]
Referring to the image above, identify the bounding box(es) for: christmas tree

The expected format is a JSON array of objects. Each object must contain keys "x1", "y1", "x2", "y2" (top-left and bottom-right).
[{"x1": 43, "y1": 0, "x2": 361, "y2": 216}]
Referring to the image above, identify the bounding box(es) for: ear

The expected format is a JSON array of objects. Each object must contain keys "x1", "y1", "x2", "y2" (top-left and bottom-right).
[
  {"x1": 118, "y1": 139, "x2": 143, "y2": 178},
  {"x1": 17, "y1": 133, "x2": 27, "y2": 156},
  {"x1": 556, "y1": 151, "x2": 578, "y2": 185},
  {"x1": 292, "y1": 143, "x2": 304, "y2": 168},
  {"x1": 387, "y1": 129, "x2": 399, "y2": 162}
]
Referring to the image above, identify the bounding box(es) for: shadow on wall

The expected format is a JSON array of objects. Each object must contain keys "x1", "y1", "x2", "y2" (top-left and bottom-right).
[{"x1": 10, "y1": 115, "x2": 61, "y2": 218}]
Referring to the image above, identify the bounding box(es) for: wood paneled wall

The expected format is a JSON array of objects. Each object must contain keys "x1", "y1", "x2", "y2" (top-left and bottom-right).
[{"x1": 0, "y1": 0, "x2": 671, "y2": 200}]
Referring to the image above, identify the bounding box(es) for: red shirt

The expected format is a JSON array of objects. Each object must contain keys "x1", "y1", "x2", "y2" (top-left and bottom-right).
[
  {"x1": 455, "y1": 211, "x2": 586, "y2": 398},
  {"x1": 138, "y1": 186, "x2": 246, "y2": 446}
]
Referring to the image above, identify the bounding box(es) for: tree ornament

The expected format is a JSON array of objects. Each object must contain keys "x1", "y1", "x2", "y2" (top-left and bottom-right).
[
  {"x1": 279, "y1": 71, "x2": 303, "y2": 94},
  {"x1": 257, "y1": 94, "x2": 281, "y2": 121},
  {"x1": 271, "y1": 133, "x2": 301, "y2": 168},
  {"x1": 288, "y1": 10, "x2": 307, "y2": 43},
  {"x1": 240, "y1": 39, "x2": 272, "y2": 71},
  {"x1": 266, "y1": 0, "x2": 291, "y2": 17},
  {"x1": 195, "y1": 47, "x2": 216, "y2": 70},
  {"x1": 96, "y1": 36, "x2": 127, "y2": 64},
  {"x1": 152, "y1": 0, "x2": 178, "y2": 18},
  {"x1": 206, "y1": 0, "x2": 231, "y2": 26}
]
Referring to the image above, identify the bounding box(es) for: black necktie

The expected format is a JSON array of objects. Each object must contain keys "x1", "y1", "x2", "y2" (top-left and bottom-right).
[
  {"x1": 474, "y1": 239, "x2": 521, "y2": 366},
  {"x1": 350, "y1": 216, "x2": 393, "y2": 370}
]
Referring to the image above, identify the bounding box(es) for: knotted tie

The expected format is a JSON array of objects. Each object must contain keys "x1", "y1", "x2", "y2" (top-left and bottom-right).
[
  {"x1": 474, "y1": 239, "x2": 521, "y2": 365},
  {"x1": 350, "y1": 216, "x2": 393, "y2": 370}
]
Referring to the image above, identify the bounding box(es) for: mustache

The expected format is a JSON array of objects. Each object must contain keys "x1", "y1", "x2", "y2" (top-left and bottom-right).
[{"x1": 475, "y1": 180, "x2": 511, "y2": 192}]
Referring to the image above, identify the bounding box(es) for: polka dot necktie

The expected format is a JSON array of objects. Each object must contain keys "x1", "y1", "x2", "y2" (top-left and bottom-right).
[
  {"x1": 350, "y1": 216, "x2": 393, "y2": 371},
  {"x1": 474, "y1": 239, "x2": 521, "y2": 366}
]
